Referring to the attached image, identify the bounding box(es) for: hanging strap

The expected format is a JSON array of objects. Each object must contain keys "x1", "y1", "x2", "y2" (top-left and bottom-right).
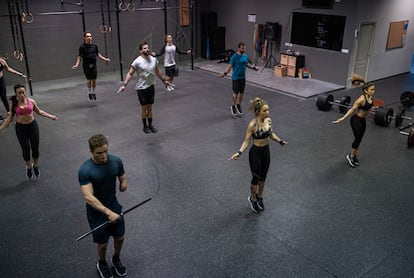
[
  {"x1": 7, "y1": 0, "x2": 18, "y2": 53},
  {"x1": 99, "y1": 0, "x2": 108, "y2": 58}
]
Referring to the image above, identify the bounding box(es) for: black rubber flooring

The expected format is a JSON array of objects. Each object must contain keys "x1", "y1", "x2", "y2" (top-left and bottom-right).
[{"x1": 1, "y1": 68, "x2": 414, "y2": 278}]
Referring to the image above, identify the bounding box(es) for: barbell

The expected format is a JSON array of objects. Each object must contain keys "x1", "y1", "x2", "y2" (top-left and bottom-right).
[
  {"x1": 373, "y1": 107, "x2": 412, "y2": 127},
  {"x1": 316, "y1": 94, "x2": 351, "y2": 113},
  {"x1": 316, "y1": 94, "x2": 411, "y2": 126}
]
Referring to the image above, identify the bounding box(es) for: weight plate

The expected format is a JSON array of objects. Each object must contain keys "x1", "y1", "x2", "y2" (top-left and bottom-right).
[
  {"x1": 408, "y1": 128, "x2": 414, "y2": 147},
  {"x1": 400, "y1": 91, "x2": 414, "y2": 108},
  {"x1": 394, "y1": 109, "x2": 406, "y2": 127},
  {"x1": 374, "y1": 107, "x2": 393, "y2": 126},
  {"x1": 316, "y1": 94, "x2": 333, "y2": 111},
  {"x1": 339, "y1": 96, "x2": 351, "y2": 113}
]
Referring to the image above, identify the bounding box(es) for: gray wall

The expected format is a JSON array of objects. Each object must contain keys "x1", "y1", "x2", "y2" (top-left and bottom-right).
[
  {"x1": 1, "y1": 0, "x2": 413, "y2": 87},
  {"x1": 202, "y1": 0, "x2": 414, "y2": 85},
  {"x1": 0, "y1": 0, "x2": 192, "y2": 86}
]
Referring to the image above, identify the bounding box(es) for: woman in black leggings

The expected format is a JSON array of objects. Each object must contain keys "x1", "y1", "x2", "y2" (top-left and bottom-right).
[
  {"x1": 230, "y1": 97, "x2": 287, "y2": 213},
  {"x1": 0, "y1": 57, "x2": 26, "y2": 120},
  {"x1": 333, "y1": 75, "x2": 375, "y2": 167},
  {"x1": 0, "y1": 84, "x2": 58, "y2": 179}
]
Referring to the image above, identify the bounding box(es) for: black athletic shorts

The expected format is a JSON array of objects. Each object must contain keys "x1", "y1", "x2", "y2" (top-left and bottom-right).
[
  {"x1": 232, "y1": 79, "x2": 245, "y2": 94},
  {"x1": 137, "y1": 85, "x2": 155, "y2": 105},
  {"x1": 165, "y1": 65, "x2": 177, "y2": 77},
  {"x1": 88, "y1": 214, "x2": 125, "y2": 244},
  {"x1": 83, "y1": 63, "x2": 97, "y2": 80}
]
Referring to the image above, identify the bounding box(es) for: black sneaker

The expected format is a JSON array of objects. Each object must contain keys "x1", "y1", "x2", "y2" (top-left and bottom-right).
[
  {"x1": 112, "y1": 256, "x2": 127, "y2": 277},
  {"x1": 88, "y1": 93, "x2": 93, "y2": 101},
  {"x1": 256, "y1": 195, "x2": 264, "y2": 211},
  {"x1": 248, "y1": 196, "x2": 259, "y2": 213},
  {"x1": 96, "y1": 261, "x2": 113, "y2": 278},
  {"x1": 26, "y1": 167, "x2": 33, "y2": 179},
  {"x1": 149, "y1": 125, "x2": 158, "y2": 133},
  {"x1": 92, "y1": 93, "x2": 97, "y2": 100},
  {"x1": 346, "y1": 154, "x2": 356, "y2": 168},
  {"x1": 143, "y1": 127, "x2": 151, "y2": 134},
  {"x1": 353, "y1": 156, "x2": 359, "y2": 166},
  {"x1": 33, "y1": 164, "x2": 40, "y2": 178},
  {"x1": 231, "y1": 105, "x2": 237, "y2": 116},
  {"x1": 236, "y1": 104, "x2": 243, "y2": 115}
]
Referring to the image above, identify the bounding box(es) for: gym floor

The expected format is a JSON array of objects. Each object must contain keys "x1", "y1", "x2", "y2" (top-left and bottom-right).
[{"x1": 1, "y1": 66, "x2": 414, "y2": 278}]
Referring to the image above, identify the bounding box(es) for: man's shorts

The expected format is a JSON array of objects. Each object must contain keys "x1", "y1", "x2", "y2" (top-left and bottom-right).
[
  {"x1": 232, "y1": 79, "x2": 245, "y2": 94},
  {"x1": 88, "y1": 214, "x2": 125, "y2": 244},
  {"x1": 137, "y1": 85, "x2": 155, "y2": 105},
  {"x1": 83, "y1": 63, "x2": 97, "y2": 80}
]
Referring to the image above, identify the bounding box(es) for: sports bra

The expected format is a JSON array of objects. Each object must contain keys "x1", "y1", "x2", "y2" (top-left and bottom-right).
[
  {"x1": 252, "y1": 122, "x2": 272, "y2": 139},
  {"x1": 15, "y1": 98, "x2": 34, "y2": 116},
  {"x1": 358, "y1": 95, "x2": 373, "y2": 111}
]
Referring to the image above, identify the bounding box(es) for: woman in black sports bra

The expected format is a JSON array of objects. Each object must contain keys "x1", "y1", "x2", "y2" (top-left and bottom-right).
[
  {"x1": 333, "y1": 75, "x2": 376, "y2": 168},
  {"x1": 230, "y1": 97, "x2": 287, "y2": 213}
]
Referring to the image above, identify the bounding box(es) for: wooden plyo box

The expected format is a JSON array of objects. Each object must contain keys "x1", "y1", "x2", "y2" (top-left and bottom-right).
[{"x1": 274, "y1": 65, "x2": 287, "y2": 77}]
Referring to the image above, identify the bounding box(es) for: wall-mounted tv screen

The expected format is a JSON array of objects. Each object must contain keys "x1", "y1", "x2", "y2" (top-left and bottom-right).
[
  {"x1": 290, "y1": 12, "x2": 346, "y2": 51},
  {"x1": 302, "y1": 0, "x2": 333, "y2": 9}
]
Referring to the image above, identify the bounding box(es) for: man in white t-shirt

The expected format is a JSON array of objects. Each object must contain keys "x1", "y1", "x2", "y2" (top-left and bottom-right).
[{"x1": 117, "y1": 41, "x2": 170, "y2": 134}]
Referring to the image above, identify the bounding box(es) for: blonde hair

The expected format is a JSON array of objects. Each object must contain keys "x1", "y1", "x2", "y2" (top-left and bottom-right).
[
  {"x1": 349, "y1": 74, "x2": 374, "y2": 92},
  {"x1": 248, "y1": 97, "x2": 268, "y2": 114}
]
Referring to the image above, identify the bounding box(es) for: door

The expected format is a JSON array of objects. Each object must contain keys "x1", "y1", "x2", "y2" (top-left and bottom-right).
[{"x1": 353, "y1": 22, "x2": 375, "y2": 80}]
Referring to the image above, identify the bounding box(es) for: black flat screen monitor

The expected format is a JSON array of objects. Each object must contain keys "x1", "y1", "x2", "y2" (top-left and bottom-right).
[
  {"x1": 303, "y1": 0, "x2": 333, "y2": 9},
  {"x1": 291, "y1": 12, "x2": 346, "y2": 51}
]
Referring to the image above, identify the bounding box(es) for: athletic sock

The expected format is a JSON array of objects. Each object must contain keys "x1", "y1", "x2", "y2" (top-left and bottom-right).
[
  {"x1": 142, "y1": 118, "x2": 148, "y2": 128},
  {"x1": 148, "y1": 118, "x2": 153, "y2": 127}
]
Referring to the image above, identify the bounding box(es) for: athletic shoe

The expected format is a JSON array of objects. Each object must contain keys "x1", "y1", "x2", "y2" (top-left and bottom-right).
[
  {"x1": 96, "y1": 261, "x2": 113, "y2": 278},
  {"x1": 32, "y1": 164, "x2": 40, "y2": 178},
  {"x1": 346, "y1": 154, "x2": 356, "y2": 168},
  {"x1": 248, "y1": 196, "x2": 259, "y2": 213},
  {"x1": 112, "y1": 256, "x2": 127, "y2": 277},
  {"x1": 166, "y1": 85, "x2": 172, "y2": 92},
  {"x1": 256, "y1": 195, "x2": 264, "y2": 211},
  {"x1": 143, "y1": 127, "x2": 151, "y2": 134},
  {"x1": 149, "y1": 125, "x2": 158, "y2": 133},
  {"x1": 26, "y1": 167, "x2": 33, "y2": 179},
  {"x1": 92, "y1": 93, "x2": 97, "y2": 100},
  {"x1": 236, "y1": 104, "x2": 243, "y2": 115},
  {"x1": 88, "y1": 93, "x2": 93, "y2": 101},
  {"x1": 353, "y1": 156, "x2": 359, "y2": 166},
  {"x1": 231, "y1": 105, "x2": 237, "y2": 116}
]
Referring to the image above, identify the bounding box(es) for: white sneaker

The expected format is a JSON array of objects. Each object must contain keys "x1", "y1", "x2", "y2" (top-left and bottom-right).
[{"x1": 165, "y1": 86, "x2": 172, "y2": 92}]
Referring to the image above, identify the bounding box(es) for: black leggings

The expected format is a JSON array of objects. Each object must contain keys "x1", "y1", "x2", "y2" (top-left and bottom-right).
[
  {"x1": 350, "y1": 114, "x2": 366, "y2": 149},
  {"x1": 15, "y1": 120, "x2": 40, "y2": 161},
  {"x1": 0, "y1": 76, "x2": 9, "y2": 112},
  {"x1": 249, "y1": 144, "x2": 270, "y2": 185}
]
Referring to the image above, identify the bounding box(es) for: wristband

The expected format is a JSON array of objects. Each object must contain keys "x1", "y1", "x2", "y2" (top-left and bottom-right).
[
  {"x1": 279, "y1": 140, "x2": 285, "y2": 146},
  {"x1": 224, "y1": 72, "x2": 227, "y2": 76},
  {"x1": 237, "y1": 151, "x2": 242, "y2": 156}
]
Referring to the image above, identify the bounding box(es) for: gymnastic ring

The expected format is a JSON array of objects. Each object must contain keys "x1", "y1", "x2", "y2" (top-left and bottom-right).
[
  {"x1": 99, "y1": 25, "x2": 109, "y2": 34},
  {"x1": 119, "y1": 2, "x2": 128, "y2": 11},
  {"x1": 22, "y1": 12, "x2": 34, "y2": 24},
  {"x1": 14, "y1": 51, "x2": 20, "y2": 59},
  {"x1": 127, "y1": 3, "x2": 135, "y2": 12},
  {"x1": 19, "y1": 53, "x2": 24, "y2": 61}
]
